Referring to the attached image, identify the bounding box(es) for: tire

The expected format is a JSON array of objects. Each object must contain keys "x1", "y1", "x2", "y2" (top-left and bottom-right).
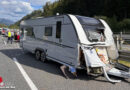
[
  {"x1": 41, "y1": 51, "x2": 46, "y2": 62},
  {"x1": 35, "y1": 50, "x2": 41, "y2": 60}
]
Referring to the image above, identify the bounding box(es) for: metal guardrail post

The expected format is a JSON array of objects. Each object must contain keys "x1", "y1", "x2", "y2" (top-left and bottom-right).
[
  {"x1": 116, "y1": 35, "x2": 120, "y2": 50},
  {"x1": 120, "y1": 32, "x2": 123, "y2": 50}
]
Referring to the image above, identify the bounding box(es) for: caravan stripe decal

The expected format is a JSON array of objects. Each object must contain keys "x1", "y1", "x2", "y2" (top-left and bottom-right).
[{"x1": 35, "y1": 38, "x2": 76, "y2": 49}]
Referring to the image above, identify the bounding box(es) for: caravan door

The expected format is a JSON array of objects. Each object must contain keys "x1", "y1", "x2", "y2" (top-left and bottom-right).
[
  {"x1": 23, "y1": 27, "x2": 36, "y2": 52},
  {"x1": 54, "y1": 20, "x2": 78, "y2": 66}
]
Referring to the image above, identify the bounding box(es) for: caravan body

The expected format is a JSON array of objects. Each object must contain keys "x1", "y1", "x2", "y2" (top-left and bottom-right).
[{"x1": 20, "y1": 14, "x2": 130, "y2": 82}]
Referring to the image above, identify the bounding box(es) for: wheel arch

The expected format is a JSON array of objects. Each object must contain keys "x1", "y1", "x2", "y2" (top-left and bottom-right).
[{"x1": 35, "y1": 48, "x2": 47, "y2": 53}]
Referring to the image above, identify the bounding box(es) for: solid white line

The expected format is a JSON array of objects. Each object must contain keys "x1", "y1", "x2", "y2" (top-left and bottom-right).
[
  {"x1": 13, "y1": 57, "x2": 38, "y2": 90},
  {"x1": 1, "y1": 37, "x2": 6, "y2": 45},
  {"x1": 4, "y1": 41, "x2": 7, "y2": 45}
]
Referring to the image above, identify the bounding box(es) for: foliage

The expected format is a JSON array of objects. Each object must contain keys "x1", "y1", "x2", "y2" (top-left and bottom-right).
[
  {"x1": 0, "y1": 24, "x2": 8, "y2": 28},
  {"x1": 12, "y1": 10, "x2": 43, "y2": 27},
  {"x1": 12, "y1": 0, "x2": 130, "y2": 32},
  {"x1": 9, "y1": 24, "x2": 19, "y2": 29},
  {"x1": 118, "y1": 19, "x2": 130, "y2": 32},
  {"x1": 95, "y1": 16, "x2": 130, "y2": 32},
  {"x1": 22, "y1": 10, "x2": 43, "y2": 20}
]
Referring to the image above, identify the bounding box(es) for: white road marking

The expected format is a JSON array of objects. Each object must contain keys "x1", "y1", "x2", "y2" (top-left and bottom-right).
[
  {"x1": 1, "y1": 36, "x2": 6, "y2": 45},
  {"x1": 4, "y1": 41, "x2": 7, "y2": 45},
  {"x1": 13, "y1": 57, "x2": 38, "y2": 90}
]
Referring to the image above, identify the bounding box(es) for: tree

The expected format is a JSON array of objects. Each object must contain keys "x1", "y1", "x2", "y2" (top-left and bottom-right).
[{"x1": 12, "y1": 0, "x2": 130, "y2": 32}]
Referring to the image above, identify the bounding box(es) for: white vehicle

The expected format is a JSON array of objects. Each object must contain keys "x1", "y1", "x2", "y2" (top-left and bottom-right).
[{"x1": 20, "y1": 14, "x2": 130, "y2": 82}]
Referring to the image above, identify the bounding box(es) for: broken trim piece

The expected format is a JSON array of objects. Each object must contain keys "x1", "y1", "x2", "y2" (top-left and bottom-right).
[
  {"x1": 81, "y1": 45, "x2": 121, "y2": 83},
  {"x1": 102, "y1": 67, "x2": 121, "y2": 83}
]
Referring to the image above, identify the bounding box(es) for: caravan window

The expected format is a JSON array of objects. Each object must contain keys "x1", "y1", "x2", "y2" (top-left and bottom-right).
[
  {"x1": 44, "y1": 27, "x2": 52, "y2": 36},
  {"x1": 76, "y1": 15, "x2": 105, "y2": 42},
  {"x1": 26, "y1": 27, "x2": 35, "y2": 37},
  {"x1": 56, "y1": 21, "x2": 61, "y2": 38}
]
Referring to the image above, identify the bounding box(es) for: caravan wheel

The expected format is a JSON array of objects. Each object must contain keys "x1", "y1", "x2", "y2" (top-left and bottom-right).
[
  {"x1": 41, "y1": 51, "x2": 46, "y2": 62},
  {"x1": 35, "y1": 50, "x2": 41, "y2": 60}
]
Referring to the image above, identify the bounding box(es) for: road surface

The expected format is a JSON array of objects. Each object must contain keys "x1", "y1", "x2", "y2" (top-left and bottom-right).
[{"x1": 0, "y1": 35, "x2": 129, "y2": 90}]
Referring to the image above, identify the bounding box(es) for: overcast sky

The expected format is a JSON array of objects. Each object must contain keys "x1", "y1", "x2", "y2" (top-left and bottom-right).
[{"x1": 0, "y1": 0, "x2": 56, "y2": 22}]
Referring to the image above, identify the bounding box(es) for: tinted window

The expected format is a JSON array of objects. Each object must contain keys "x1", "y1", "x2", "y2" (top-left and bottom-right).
[
  {"x1": 45, "y1": 27, "x2": 52, "y2": 36},
  {"x1": 76, "y1": 15, "x2": 104, "y2": 27},
  {"x1": 76, "y1": 15, "x2": 105, "y2": 42},
  {"x1": 56, "y1": 21, "x2": 61, "y2": 38},
  {"x1": 26, "y1": 27, "x2": 35, "y2": 37}
]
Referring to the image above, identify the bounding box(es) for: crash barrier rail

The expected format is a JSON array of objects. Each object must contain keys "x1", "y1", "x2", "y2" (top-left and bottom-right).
[
  {"x1": 118, "y1": 50, "x2": 130, "y2": 62},
  {"x1": 115, "y1": 50, "x2": 130, "y2": 72},
  {"x1": 113, "y1": 32, "x2": 130, "y2": 72},
  {"x1": 113, "y1": 32, "x2": 130, "y2": 50},
  {"x1": 115, "y1": 63, "x2": 130, "y2": 72}
]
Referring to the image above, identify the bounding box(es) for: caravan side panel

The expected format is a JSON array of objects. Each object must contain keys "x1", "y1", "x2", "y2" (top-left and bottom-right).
[{"x1": 20, "y1": 15, "x2": 79, "y2": 67}]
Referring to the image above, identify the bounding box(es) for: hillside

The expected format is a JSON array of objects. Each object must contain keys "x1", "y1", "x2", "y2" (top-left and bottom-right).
[
  {"x1": 0, "y1": 18, "x2": 14, "y2": 26},
  {"x1": 13, "y1": 10, "x2": 43, "y2": 27}
]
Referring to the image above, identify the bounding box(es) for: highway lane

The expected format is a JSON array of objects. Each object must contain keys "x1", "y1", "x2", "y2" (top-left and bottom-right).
[
  {"x1": 0, "y1": 36, "x2": 31, "y2": 90},
  {"x1": 0, "y1": 35, "x2": 130, "y2": 90}
]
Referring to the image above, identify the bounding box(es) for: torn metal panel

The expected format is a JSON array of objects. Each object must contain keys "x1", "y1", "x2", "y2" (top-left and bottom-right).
[
  {"x1": 107, "y1": 68, "x2": 130, "y2": 78},
  {"x1": 82, "y1": 45, "x2": 130, "y2": 82},
  {"x1": 81, "y1": 46, "x2": 105, "y2": 67}
]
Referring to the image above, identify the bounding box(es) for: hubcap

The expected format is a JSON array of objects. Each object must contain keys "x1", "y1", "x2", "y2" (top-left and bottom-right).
[{"x1": 41, "y1": 52, "x2": 46, "y2": 62}]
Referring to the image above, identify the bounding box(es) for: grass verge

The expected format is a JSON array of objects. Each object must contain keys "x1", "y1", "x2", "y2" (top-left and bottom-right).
[{"x1": 118, "y1": 60, "x2": 130, "y2": 67}]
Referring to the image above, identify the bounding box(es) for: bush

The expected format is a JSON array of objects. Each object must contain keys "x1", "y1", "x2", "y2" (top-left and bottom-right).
[
  {"x1": 95, "y1": 16, "x2": 130, "y2": 33},
  {"x1": 118, "y1": 19, "x2": 130, "y2": 32}
]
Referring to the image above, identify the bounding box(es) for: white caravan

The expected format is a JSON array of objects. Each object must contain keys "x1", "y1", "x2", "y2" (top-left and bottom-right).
[{"x1": 20, "y1": 14, "x2": 130, "y2": 82}]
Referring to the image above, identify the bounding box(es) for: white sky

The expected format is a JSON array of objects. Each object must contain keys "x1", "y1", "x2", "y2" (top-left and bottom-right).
[{"x1": 0, "y1": 0, "x2": 56, "y2": 22}]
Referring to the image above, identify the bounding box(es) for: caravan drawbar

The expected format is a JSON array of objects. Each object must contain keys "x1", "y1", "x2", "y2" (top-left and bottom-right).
[{"x1": 20, "y1": 14, "x2": 130, "y2": 82}]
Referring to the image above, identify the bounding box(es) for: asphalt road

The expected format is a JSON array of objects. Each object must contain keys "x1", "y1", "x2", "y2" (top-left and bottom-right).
[{"x1": 0, "y1": 35, "x2": 130, "y2": 90}]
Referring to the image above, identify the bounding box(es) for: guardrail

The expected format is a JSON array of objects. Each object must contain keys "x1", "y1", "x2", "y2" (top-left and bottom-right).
[
  {"x1": 113, "y1": 33, "x2": 130, "y2": 71},
  {"x1": 119, "y1": 50, "x2": 130, "y2": 62},
  {"x1": 115, "y1": 50, "x2": 130, "y2": 72},
  {"x1": 113, "y1": 33, "x2": 130, "y2": 50}
]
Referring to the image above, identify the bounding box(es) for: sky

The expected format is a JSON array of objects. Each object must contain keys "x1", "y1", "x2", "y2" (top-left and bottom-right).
[{"x1": 0, "y1": 0, "x2": 56, "y2": 22}]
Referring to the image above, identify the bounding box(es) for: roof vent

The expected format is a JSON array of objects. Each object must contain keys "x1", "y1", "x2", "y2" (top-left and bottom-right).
[{"x1": 56, "y1": 13, "x2": 59, "y2": 15}]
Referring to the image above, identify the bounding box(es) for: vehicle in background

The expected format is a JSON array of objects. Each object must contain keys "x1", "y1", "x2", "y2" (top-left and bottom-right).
[
  {"x1": 0, "y1": 28, "x2": 2, "y2": 35},
  {"x1": 20, "y1": 14, "x2": 130, "y2": 83},
  {"x1": 1, "y1": 28, "x2": 8, "y2": 36}
]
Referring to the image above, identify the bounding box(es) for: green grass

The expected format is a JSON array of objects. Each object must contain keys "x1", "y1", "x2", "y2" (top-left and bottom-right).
[{"x1": 118, "y1": 60, "x2": 130, "y2": 67}]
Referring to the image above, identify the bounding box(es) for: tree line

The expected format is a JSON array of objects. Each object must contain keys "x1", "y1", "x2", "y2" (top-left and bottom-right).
[
  {"x1": 0, "y1": 24, "x2": 8, "y2": 28},
  {"x1": 12, "y1": 0, "x2": 130, "y2": 32}
]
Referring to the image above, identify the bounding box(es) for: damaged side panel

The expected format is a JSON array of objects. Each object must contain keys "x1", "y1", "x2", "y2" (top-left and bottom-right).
[{"x1": 81, "y1": 45, "x2": 130, "y2": 82}]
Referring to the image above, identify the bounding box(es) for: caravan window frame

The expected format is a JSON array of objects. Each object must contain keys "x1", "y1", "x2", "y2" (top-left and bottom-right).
[
  {"x1": 25, "y1": 27, "x2": 35, "y2": 38},
  {"x1": 44, "y1": 26, "x2": 53, "y2": 36},
  {"x1": 76, "y1": 15, "x2": 105, "y2": 42},
  {"x1": 56, "y1": 21, "x2": 62, "y2": 38}
]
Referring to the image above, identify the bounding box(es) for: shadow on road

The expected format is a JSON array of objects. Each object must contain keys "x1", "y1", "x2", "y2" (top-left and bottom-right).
[{"x1": 0, "y1": 49, "x2": 129, "y2": 84}]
